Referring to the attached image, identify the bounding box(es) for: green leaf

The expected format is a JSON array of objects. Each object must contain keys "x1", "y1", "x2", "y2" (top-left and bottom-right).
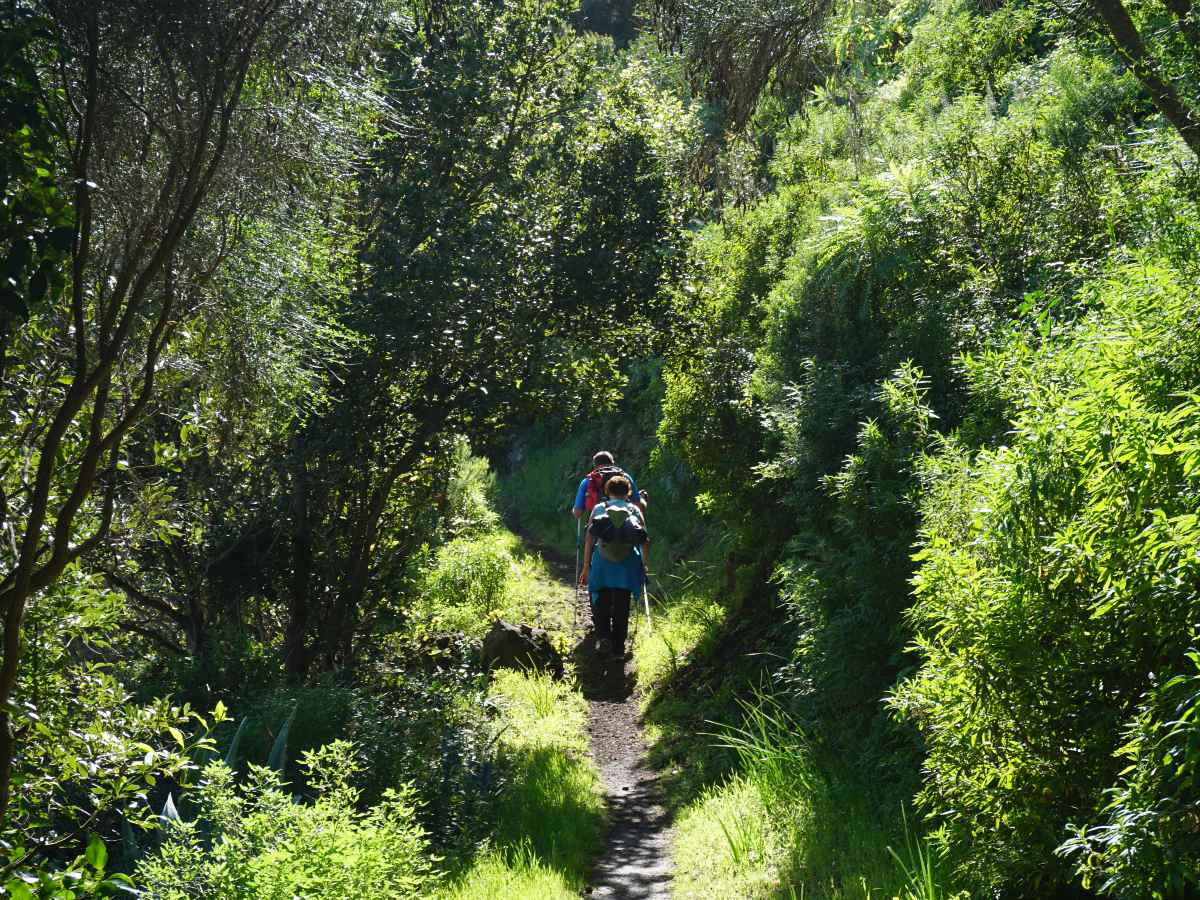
[
  {"x1": 224, "y1": 718, "x2": 248, "y2": 769},
  {"x1": 267, "y1": 703, "x2": 298, "y2": 773},
  {"x1": 86, "y1": 833, "x2": 107, "y2": 872}
]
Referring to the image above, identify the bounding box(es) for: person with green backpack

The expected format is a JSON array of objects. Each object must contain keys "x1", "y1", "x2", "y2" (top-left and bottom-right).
[{"x1": 578, "y1": 474, "x2": 648, "y2": 661}]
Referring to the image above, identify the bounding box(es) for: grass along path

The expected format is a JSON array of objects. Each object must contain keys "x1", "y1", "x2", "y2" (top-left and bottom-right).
[
  {"x1": 429, "y1": 528, "x2": 603, "y2": 899},
  {"x1": 439, "y1": 668, "x2": 604, "y2": 900},
  {"x1": 437, "y1": 528, "x2": 675, "y2": 898}
]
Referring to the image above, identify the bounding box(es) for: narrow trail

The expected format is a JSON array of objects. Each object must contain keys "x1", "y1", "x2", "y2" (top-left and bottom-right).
[{"x1": 536, "y1": 541, "x2": 673, "y2": 899}]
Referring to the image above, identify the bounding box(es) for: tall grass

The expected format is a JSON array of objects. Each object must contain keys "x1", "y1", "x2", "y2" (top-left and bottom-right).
[
  {"x1": 633, "y1": 571, "x2": 726, "y2": 699},
  {"x1": 440, "y1": 843, "x2": 578, "y2": 900},
  {"x1": 439, "y1": 670, "x2": 603, "y2": 898},
  {"x1": 635, "y1": 592, "x2": 957, "y2": 899},
  {"x1": 671, "y1": 776, "x2": 785, "y2": 899},
  {"x1": 713, "y1": 688, "x2": 812, "y2": 812}
]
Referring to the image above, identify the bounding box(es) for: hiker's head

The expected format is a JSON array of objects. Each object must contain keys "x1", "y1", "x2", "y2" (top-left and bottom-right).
[
  {"x1": 592, "y1": 450, "x2": 614, "y2": 468},
  {"x1": 605, "y1": 475, "x2": 631, "y2": 498}
]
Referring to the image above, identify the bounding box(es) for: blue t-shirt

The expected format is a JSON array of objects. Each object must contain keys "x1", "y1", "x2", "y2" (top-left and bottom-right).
[{"x1": 572, "y1": 471, "x2": 640, "y2": 515}]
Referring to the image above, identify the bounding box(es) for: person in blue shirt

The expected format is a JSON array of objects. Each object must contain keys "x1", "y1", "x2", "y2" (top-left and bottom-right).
[
  {"x1": 571, "y1": 451, "x2": 647, "y2": 519},
  {"x1": 578, "y1": 474, "x2": 647, "y2": 661}
]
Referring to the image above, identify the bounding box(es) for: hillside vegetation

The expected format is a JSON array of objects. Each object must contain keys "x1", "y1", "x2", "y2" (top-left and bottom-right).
[
  {"x1": 512, "y1": 0, "x2": 1200, "y2": 895},
  {"x1": 4, "y1": 0, "x2": 1200, "y2": 896}
]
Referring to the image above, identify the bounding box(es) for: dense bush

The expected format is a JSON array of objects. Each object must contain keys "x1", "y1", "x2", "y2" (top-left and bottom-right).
[
  {"x1": 2, "y1": 573, "x2": 217, "y2": 882},
  {"x1": 891, "y1": 261, "x2": 1200, "y2": 895},
  {"x1": 136, "y1": 742, "x2": 432, "y2": 899},
  {"x1": 647, "y1": 0, "x2": 1200, "y2": 889},
  {"x1": 1061, "y1": 649, "x2": 1200, "y2": 897},
  {"x1": 417, "y1": 533, "x2": 515, "y2": 629},
  {"x1": 209, "y1": 663, "x2": 495, "y2": 850}
]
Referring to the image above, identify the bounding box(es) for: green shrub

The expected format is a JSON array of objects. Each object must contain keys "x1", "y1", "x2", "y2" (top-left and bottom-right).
[
  {"x1": 208, "y1": 663, "x2": 496, "y2": 851},
  {"x1": 1059, "y1": 647, "x2": 1200, "y2": 898},
  {"x1": 4, "y1": 573, "x2": 219, "y2": 879},
  {"x1": 136, "y1": 742, "x2": 433, "y2": 899},
  {"x1": 891, "y1": 261, "x2": 1200, "y2": 895},
  {"x1": 898, "y1": 0, "x2": 1045, "y2": 107},
  {"x1": 418, "y1": 532, "x2": 514, "y2": 628},
  {"x1": 444, "y1": 439, "x2": 500, "y2": 536},
  {"x1": 234, "y1": 680, "x2": 355, "y2": 782}
]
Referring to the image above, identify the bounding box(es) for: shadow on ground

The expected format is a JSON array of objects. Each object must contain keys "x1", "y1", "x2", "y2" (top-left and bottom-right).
[
  {"x1": 574, "y1": 636, "x2": 637, "y2": 702},
  {"x1": 570, "y1": 613, "x2": 673, "y2": 897}
]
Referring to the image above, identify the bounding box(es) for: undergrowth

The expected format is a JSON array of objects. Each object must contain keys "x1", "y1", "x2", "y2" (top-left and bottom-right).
[
  {"x1": 410, "y1": 530, "x2": 574, "y2": 638},
  {"x1": 634, "y1": 581, "x2": 959, "y2": 899},
  {"x1": 440, "y1": 669, "x2": 604, "y2": 898}
]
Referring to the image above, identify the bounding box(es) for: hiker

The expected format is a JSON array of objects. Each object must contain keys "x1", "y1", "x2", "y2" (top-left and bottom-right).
[
  {"x1": 571, "y1": 451, "x2": 648, "y2": 520},
  {"x1": 579, "y1": 474, "x2": 648, "y2": 660}
]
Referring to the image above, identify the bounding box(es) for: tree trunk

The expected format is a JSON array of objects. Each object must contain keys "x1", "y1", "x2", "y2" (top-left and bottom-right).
[
  {"x1": 284, "y1": 452, "x2": 313, "y2": 679},
  {"x1": 1084, "y1": 0, "x2": 1200, "y2": 158}
]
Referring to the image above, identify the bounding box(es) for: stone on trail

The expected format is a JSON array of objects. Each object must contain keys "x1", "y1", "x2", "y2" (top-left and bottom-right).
[{"x1": 481, "y1": 619, "x2": 563, "y2": 679}]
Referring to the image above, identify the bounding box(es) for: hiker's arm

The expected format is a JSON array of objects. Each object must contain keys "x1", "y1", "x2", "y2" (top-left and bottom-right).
[
  {"x1": 571, "y1": 478, "x2": 587, "y2": 519},
  {"x1": 636, "y1": 488, "x2": 648, "y2": 513},
  {"x1": 580, "y1": 531, "x2": 594, "y2": 584}
]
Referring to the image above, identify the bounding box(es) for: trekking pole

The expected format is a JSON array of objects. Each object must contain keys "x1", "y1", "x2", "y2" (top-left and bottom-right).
[{"x1": 573, "y1": 517, "x2": 582, "y2": 642}]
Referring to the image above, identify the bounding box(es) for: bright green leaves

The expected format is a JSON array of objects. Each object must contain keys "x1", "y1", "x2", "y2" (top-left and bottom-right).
[
  {"x1": 135, "y1": 749, "x2": 433, "y2": 898},
  {"x1": 1060, "y1": 650, "x2": 1200, "y2": 896},
  {"x1": 84, "y1": 834, "x2": 107, "y2": 872},
  {"x1": 891, "y1": 261, "x2": 1200, "y2": 894}
]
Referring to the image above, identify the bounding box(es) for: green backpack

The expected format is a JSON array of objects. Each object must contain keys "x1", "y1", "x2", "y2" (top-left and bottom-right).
[{"x1": 589, "y1": 500, "x2": 648, "y2": 563}]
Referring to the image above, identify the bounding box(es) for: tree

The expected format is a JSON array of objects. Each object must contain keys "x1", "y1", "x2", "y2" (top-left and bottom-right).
[
  {"x1": 651, "y1": 0, "x2": 834, "y2": 135},
  {"x1": 1060, "y1": 0, "x2": 1200, "y2": 157},
  {"x1": 0, "y1": 3, "x2": 73, "y2": 379},
  {"x1": 0, "y1": 0, "x2": 374, "y2": 827},
  {"x1": 276, "y1": 0, "x2": 685, "y2": 675}
]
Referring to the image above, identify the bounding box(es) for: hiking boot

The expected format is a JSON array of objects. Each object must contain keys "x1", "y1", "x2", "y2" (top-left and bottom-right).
[{"x1": 596, "y1": 637, "x2": 612, "y2": 656}]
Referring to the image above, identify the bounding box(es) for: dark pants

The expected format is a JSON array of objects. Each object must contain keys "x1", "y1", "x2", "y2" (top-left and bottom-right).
[{"x1": 594, "y1": 587, "x2": 631, "y2": 654}]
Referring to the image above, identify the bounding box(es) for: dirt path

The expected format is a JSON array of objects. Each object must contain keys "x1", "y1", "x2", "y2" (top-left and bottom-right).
[
  {"x1": 535, "y1": 541, "x2": 673, "y2": 899},
  {"x1": 580, "y1": 655, "x2": 673, "y2": 900}
]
